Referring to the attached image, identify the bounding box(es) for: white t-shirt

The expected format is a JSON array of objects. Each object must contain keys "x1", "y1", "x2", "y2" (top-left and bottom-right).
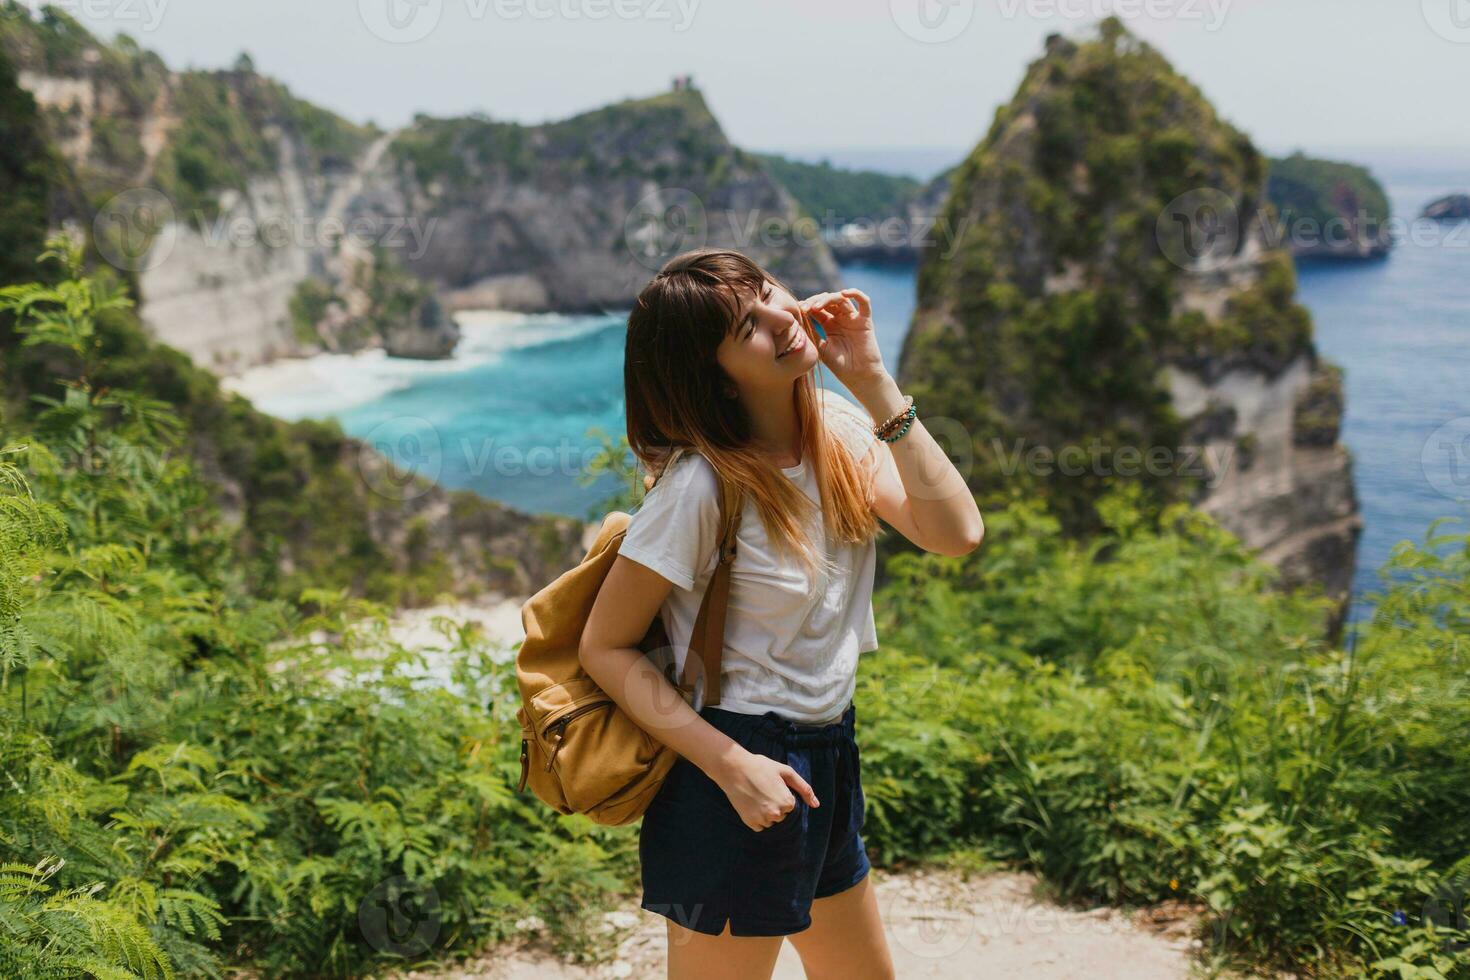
[{"x1": 618, "y1": 388, "x2": 880, "y2": 725}]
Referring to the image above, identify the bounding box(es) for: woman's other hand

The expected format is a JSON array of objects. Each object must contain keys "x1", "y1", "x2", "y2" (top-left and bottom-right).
[{"x1": 713, "y1": 746, "x2": 820, "y2": 832}]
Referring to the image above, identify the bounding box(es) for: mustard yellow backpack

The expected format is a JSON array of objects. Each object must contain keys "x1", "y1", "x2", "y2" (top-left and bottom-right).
[{"x1": 515, "y1": 453, "x2": 743, "y2": 825}]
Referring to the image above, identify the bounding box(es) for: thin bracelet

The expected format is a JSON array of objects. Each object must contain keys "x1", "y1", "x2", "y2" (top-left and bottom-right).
[
  {"x1": 872, "y1": 395, "x2": 913, "y2": 438},
  {"x1": 878, "y1": 405, "x2": 917, "y2": 443},
  {"x1": 876, "y1": 406, "x2": 912, "y2": 439}
]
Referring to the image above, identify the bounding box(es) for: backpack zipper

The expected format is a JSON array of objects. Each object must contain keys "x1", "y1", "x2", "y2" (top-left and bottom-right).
[{"x1": 543, "y1": 698, "x2": 613, "y2": 771}]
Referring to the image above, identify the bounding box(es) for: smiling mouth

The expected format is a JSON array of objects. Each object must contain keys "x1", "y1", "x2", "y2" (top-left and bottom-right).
[{"x1": 776, "y1": 330, "x2": 806, "y2": 359}]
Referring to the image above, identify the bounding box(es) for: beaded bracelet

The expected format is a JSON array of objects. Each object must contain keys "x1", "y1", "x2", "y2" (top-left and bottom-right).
[
  {"x1": 873, "y1": 396, "x2": 918, "y2": 443},
  {"x1": 873, "y1": 395, "x2": 913, "y2": 435},
  {"x1": 878, "y1": 405, "x2": 917, "y2": 443}
]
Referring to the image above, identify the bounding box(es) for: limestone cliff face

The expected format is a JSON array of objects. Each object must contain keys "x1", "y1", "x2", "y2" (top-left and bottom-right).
[
  {"x1": 368, "y1": 93, "x2": 841, "y2": 313},
  {"x1": 898, "y1": 21, "x2": 1360, "y2": 618},
  {"x1": 3, "y1": 8, "x2": 837, "y2": 374}
]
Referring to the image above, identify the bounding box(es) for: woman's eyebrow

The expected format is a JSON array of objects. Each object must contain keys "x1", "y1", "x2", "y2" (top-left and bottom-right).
[{"x1": 739, "y1": 287, "x2": 762, "y2": 328}]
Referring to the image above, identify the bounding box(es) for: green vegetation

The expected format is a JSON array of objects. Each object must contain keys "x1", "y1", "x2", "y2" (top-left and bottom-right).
[
  {"x1": 902, "y1": 19, "x2": 1307, "y2": 538},
  {"x1": 0, "y1": 241, "x2": 536, "y2": 609},
  {"x1": 1268, "y1": 151, "x2": 1391, "y2": 253},
  {"x1": 152, "y1": 67, "x2": 374, "y2": 224},
  {"x1": 0, "y1": 240, "x2": 633, "y2": 977},
  {"x1": 753, "y1": 152, "x2": 921, "y2": 226},
  {"x1": 287, "y1": 276, "x2": 340, "y2": 345},
  {"x1": 864, "y1": 487, "x2": 1469, "y2": 976},
  {"x1": 0, "y1": 48, "x2": 52, "y2": 288},
  {"x1": 353, "y1": 246, "x2": 438, "y2": 345},
  {"x1": 154, "y1": 70, "x2": 280, "y2": 220},
  {"x1": 1167, "y1": 251, "x2": 1313, "y2": 371}
]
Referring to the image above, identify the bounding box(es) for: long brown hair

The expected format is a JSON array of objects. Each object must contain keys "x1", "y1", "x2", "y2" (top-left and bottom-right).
[{"x1": 625, "y1": 248, "x2": 879, "y2": 580}]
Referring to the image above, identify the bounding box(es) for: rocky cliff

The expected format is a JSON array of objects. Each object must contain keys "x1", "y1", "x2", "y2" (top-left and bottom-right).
[
  {"x1": 1, "y1": 4, "x2": 838, "y2": 374},
  {"x1": 374, "y1": 95, "x2": 840, "y2": 312},
  {"x1": 898, "y1": 21, "x2": 1360, "y2": 623}
]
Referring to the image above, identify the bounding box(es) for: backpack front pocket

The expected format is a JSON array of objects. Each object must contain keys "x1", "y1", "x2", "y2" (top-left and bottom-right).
[{"x1": 529, "y1": 676, "x2": 662, "y2": 813}]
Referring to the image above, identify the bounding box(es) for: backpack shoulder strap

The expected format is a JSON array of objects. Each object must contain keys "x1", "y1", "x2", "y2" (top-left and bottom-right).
[{"x1": 668, "y1": 455, "x2": 743, "y2": 708}]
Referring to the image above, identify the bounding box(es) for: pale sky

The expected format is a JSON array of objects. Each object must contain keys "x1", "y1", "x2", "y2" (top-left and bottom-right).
[{"x1": 47, "y1": 0, "x2": 1470, "y2": 173}]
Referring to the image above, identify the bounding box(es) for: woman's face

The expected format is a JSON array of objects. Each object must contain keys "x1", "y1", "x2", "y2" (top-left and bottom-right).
[{"x1": 715, "y1": 277, "x2": 820, "y2": 395}]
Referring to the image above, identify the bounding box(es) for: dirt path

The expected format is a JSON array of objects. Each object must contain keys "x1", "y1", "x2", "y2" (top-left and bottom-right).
[{"x1": 389, "y1": 867, "x2": 1202, "y2": 979}]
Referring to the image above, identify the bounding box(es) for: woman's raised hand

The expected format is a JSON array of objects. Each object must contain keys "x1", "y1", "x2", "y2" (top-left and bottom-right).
[{"x1": 801, "y1": 288, "x2": 888, "y2": 390}]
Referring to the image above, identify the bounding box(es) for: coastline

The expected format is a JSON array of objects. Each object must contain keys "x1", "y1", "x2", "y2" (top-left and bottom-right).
[{"x1": 221, "y1": 309, "x2": 619, "y2": 421}]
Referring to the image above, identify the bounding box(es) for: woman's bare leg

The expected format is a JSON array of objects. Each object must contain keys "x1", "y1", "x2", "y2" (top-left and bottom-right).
[
  {"x1": 665, "y1": 918, "x2": 784, "y2": 980},
  {"x1": 786, "y1": 875, "x2": 895, "y2": 980}
]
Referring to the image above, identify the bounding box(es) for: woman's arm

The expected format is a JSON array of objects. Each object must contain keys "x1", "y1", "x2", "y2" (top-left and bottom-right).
[
  {"x1": 857, "y1": 373, "x2": 985, "y2": 558},
  {"x1": 580, "y1": 555, "x2": 820, "y2": 830},
  {"x1": 804, "y1": 289, "x2": 985, "y2": 558}
]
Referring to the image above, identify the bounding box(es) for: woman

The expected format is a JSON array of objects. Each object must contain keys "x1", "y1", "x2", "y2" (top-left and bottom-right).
[{"x1": 581, "y1": 248, "x2": 983, "y2": 979}]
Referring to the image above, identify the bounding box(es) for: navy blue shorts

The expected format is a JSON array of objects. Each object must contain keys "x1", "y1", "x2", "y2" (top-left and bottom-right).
[{"x1": 639, "y1": 701, "x2": 870, "y2": 937}]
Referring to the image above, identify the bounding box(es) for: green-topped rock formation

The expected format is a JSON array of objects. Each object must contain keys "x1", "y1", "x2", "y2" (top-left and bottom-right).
[{"x1": 898, "y1": 20, "x2": 1360, "y2": 621}]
